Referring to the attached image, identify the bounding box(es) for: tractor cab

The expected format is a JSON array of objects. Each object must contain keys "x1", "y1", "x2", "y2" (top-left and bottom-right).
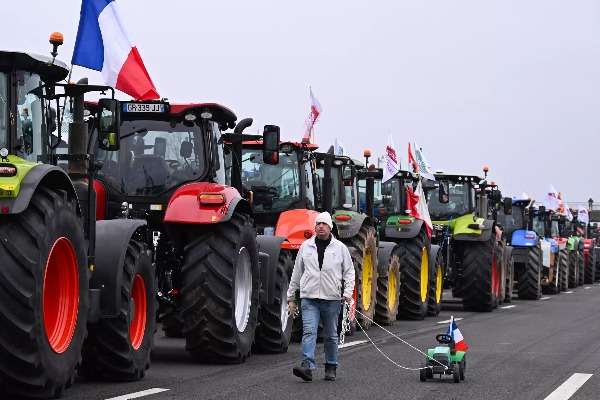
[
  {"x1": 314, "y1": 152, "x2": 362, "y2": 214},
  {"x1": 237, "y1": 140, "x2": 318, "y2": 233},
  {"x1": 425, "y1": 173, "x2": 479, "y2": 221}
]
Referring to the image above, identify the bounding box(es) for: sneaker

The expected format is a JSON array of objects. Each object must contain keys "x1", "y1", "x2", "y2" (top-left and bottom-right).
[
  {"x1": 293, "y1": 362, "x2": 313, "y2": 381},
  {"x1": 324, "y1": 364, "x2": 337, "y2": 381}
]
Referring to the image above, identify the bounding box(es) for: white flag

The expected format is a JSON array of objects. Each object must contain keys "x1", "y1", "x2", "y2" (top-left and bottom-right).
[
  {"x1": 563, "y1": 201, "x2": 574, "y2": 221},
  {"x1": 382, "y1": 132, "x2": 399, "y2": 183},
  {"x1": 542, "y1": 184, "x2": 561, "y2": 211},
  {"x1": 413, "y1": 142, "x2": 436, "y2": 180},
  {"x1": 578, "y1": 205, "x2": 590, "y2": 224},
  {"x1": 301, "y1": 88, "x2": 323, "y2": 142},
  {"x1": 334, "y1": 138, "x2": 344, "y2": 156}
]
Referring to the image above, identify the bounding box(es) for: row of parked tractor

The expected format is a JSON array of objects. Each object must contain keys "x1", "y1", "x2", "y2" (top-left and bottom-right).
[{"x1": 1, "y1": 41, "x2": 598, "y2": 399}]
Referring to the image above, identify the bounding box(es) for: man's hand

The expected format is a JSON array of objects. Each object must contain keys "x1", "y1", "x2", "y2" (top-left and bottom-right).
[
  {"x1": 342, "y1": 296, "x2": 352, "y2": 304},
  {"x1": 287, "y1": 301, "x2": 297, "y2": 317}
]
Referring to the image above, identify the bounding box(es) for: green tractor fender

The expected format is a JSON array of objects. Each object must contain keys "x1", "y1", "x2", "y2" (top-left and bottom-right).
[
  {"x1": 452, "y1": 216, "x2": 494, "y2": 242},
  {"x1": 383, "y1": 216, "x2": 423, "y2": 240},
  {"x1": 567, "y1": 236, "x2": 578, "y2": 251},
  {"x1": 0, "y1": 162, "x2": 81, "y2": 216},
  {"x1": 334, "y1": 211, "x2": 370, "y2": 239}
]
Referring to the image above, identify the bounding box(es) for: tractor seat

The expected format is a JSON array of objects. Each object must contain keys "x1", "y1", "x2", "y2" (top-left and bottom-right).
[{"x1": 130, "y1": 154, "x2": 171, "y2": 187}]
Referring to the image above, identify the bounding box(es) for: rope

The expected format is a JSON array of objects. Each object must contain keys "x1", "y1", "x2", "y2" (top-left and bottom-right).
[{"x1": 339, "y1": 300, "x2": 448, "y2": 371}]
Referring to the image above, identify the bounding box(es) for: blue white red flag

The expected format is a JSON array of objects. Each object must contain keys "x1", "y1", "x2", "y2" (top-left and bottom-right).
[
  {"x1": 446, "y1": 316, "x2": 468, "y2": 351},
  {"x1": 72, "y1": 0, "x2": 160, "y2": 100}
]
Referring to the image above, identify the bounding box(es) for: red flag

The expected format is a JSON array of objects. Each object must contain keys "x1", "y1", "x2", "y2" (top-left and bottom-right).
[
  {"x1": 406, "y1": 181, "x2": 432, "y2": 238},
  {"x1": 408, "y1": 142, "x2": 418, "y2": 174},
  {"x1": 301, "y1": 88, "x2": 322, "y2": 142}
]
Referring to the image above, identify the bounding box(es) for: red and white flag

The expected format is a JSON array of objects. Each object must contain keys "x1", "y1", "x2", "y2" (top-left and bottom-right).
[
  {"x1": 543, "y1": 183, "x2": 561, "y2": 211},
  {"x1": 301, "y1": 88, "x2": 322, "y2": 142},
  {"x1": 406, "y1": 180, "x2": 432, "y2": 238},
  {"x1": 446, "y1": 316, "x2": 468, "y2": 352},
  {"x1": 578, "y1": 205, "x2": 590, "y2": 224},
  {"x1": 382, "y1": 132, "x2": 399, "y2": 183}
]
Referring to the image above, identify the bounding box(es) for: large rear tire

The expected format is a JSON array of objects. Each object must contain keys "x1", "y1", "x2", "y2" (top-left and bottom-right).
[
  {"x1": 374, "y1": 252, "x2": 400, "y2": 324},
  {"x1": 342, "y1": 225, "x2": 378, "y2": 330},
  {"x1": 0, "y1": 186, "x2": 88, "y2": 399},
  {"x1": 161, "y1": 309, "x2": 183, "y2": 338},
  {"x1": 181, "y1": 213, "x2": 260, "y2": 363},
  {"x1": 578, "y1": 247, "x2": 585, "y2": 286},
  {"x1": 427, "y1": 245, "x2": 443, "y2": 316},
  {"x1": 396, "y1": 226, "x2": 430, "y2": 320},
  {"x1": 584, "y1": 249, "x2": 596, "y2": 284},
  {"x1": 515, "y1": 244, "x2": 541, "y2": 300},
  {"x1": 503, "y1": 248, "x2": 514, "y2": 303},
  {"x1": 79, "y1": 240, "x2": 156, "y2": 381},
  {"x1": 253, "y1": 251, "x2": 293, "y2": 353},
  {"x1": 461, "y1": 236, "x2": 497, "y2": 312},
  {"x1": 568, "y1": 250, "x2": 578, "y2": 289},
  {"x1": 559, "y1": 248, "x2": 569, "y2": 291}
]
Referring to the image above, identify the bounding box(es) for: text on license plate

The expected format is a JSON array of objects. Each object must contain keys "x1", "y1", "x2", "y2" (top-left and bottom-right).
[{"x1": 124, "y1": 103, "x2": 165, "y2": 113}]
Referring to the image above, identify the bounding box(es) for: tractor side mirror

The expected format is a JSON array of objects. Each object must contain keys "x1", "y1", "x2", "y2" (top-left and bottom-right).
[
  {"x1": 439, "y1": 180, "x2": 450, "y2": 204},
  {"x1": 342, "y1": 164, "x2": 355, "y2": 186},
  {"x1": 503, "y1": 197, "x2": 512, "y2": 215},
  {"x1": 262, "y1": 125, "x2": 280, "y2": 165},
  {"x1": 97, "y1": 98, "x2": 120, "y2": 151}
]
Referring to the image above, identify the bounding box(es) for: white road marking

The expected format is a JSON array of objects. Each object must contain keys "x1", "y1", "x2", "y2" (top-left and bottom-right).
[
  {"x1": 585, "y1": 287, "x2": 591, "y2": 289},
  {"x1": 544, "y1": 373, "x2": 592, "y2": 400},
  {"x1": 105, "y1": 388, "x2": 170, "y2": 400},
  {"x1": 501, "y1": 305, "x2": 516, "y2": 309},
  {"x1": 540, "y1": 296, "x2": 550, "y2": 300},
  {"x1": 564, "y1": 291, "x2": 573, "y2": 294},
  {"x1": 339, "y1": 340, "x2": 368, "y2": 348},
  {"x1": 437, "y1": 317, "x2": 463, "y2": 324}
]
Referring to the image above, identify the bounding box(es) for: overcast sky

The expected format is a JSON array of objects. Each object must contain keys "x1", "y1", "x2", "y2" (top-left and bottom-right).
[{"x1": 4, "y1": 1, "x2": 600, "y2": 204}]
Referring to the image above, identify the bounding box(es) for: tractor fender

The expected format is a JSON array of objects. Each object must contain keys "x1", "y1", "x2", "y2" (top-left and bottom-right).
[
  {"x1": 383, "y1": 218, "x2": 424, "y2": 240},
  {"x1": 453, "y1": 219, "x2": 494, "y2": 242},
  {"x1": 256, "y1": 235, "x2": 287, "y2": 305},
  {"x1": 92, "y1": 219, "x2": 148, "y2": 318},
  {"x1": 0, "y1": 164, "x2": 81, "y2": 216},
  {"x1": 376, "y1": 241, "x2": 396, "y2": 277},
  {"x1": 510, "y1": 230, "x2": 538, "y2": 247},
  {"x1": 275, "y1": 209, "x2": 320, "y2": 251},
  {"x1": 335, "y1": 212, "x2": 370, "y2": 239},
  {"x1": 163, "y1": 182, "x2": 251, "y2": 224}
]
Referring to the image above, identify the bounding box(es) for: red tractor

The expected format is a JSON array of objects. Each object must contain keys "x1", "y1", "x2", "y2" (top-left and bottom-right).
[{"x1": 86, "y1": 100, "x2": 291, "y2": 360}]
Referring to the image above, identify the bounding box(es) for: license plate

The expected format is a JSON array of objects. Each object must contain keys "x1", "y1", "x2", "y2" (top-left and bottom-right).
[{"x1": 123, "y1": 103, "x2": 165, "y2": 113}]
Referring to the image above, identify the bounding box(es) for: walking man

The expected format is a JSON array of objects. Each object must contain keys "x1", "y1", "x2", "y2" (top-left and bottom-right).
[{"x1": 287, "y1": 211, "x2": 355, "y2": 381}]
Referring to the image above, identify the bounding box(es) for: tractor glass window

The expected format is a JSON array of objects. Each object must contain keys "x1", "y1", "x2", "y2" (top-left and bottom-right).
[
  {"x1": 16, "y1": 71, "x2": 45, "y2": 163},
  {"x1": 532, "y1": 216, "x2": 545, "y2": 236},
  {"x1": 0, "y1": 73, "x2": 7, "y2": 150},
  {"x1": 304, "y1": 160, "x2": 315, "y2": 208},
  {"x1": 497, "y1": 206, "x2": 525, "y2": 235},
  {"x1": 241, "y1": 148, "x2": 301, "y2": 212},
  {"x1": 211, "y1": 122, "x2": 226, "y2": 185},
  {"x1": 100, "y1": 119, "x2": 207, "y2": 196},
  {"x1": 426, "y1": 181, "x2": 470, "y2": 218},
  {"x1": 330, "y1": 165, "x2": 357, "y2": 210},
  {"x1": 551, "y1": 220, "x2": 559, "y2": 237},
  {"x1": 380, "y1": 179, "x2": 401, "y2": 214}
]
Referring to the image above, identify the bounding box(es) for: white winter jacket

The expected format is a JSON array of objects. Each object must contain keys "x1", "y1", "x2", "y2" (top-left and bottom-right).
[{"x1": 286, "y1": 235, "x2": 355, "y2": 301}]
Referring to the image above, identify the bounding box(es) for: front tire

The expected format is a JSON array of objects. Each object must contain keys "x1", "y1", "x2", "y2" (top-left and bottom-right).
[
  {"x1": 396, "y1": 225, "x2": 430, "y2": 320},
  {"x1": 374, "y1": 252, "x2": 400, "y2": 324},
  {"x1": 461, "y1": 236, "x2": 497, "y2": 312},
  {"x1": 253, "y1": 251, "x2": 293, "y2": 353},
  {"x1": 0, "y1": 186, "x2": 88, "y2": 399},
  {"x1": 79, "y1": 240, "x2": 156, "y2": 381},
  {"x1": 516, "y1": 244, "x2": 541, "y2": 300},
  {"x1": 427, "y1": 245, "x2": 443, "y2": 316},
  {"x1": 181, "y1": 213, "x2": 260, "y2": 363}
]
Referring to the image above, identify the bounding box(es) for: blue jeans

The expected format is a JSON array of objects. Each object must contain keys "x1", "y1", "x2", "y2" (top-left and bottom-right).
[{"x1": 301, "y1": 298, "x2": 341, "y2": 370}]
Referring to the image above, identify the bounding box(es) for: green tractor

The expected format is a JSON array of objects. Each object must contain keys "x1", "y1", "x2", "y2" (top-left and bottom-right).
[
  {"x1": 559, "y1": 214, "x2": 585, "y2": 288},
  {"x1": 0, "y1": 41, "x2": 156, "y2": 398},
  {"x1": 420, "y1": 334, "x2": 466, "y2": 383},
  {"x1": 370, "y1": 168, "x2": 432, "y2": 320},
  {"x1": 425, "y1": 169, "x2": 509, "y2": 312}
]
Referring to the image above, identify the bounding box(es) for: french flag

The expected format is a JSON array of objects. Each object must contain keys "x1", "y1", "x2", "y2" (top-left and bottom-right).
[
  {"x1": 72, "y1": 0, "x2": 160, "y2": 100},
  {"x1": 447, "y1": 316, "x2": 468, "y2": 352}
]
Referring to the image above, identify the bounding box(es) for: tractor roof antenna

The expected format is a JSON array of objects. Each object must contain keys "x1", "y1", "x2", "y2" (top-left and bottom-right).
[{"x1": 49, "y1": 32, "x2": 63, "y2": 65}]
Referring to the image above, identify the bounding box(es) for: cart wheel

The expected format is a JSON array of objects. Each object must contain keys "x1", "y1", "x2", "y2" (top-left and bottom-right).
[
  {"x1": 460, "y1": 359, "x2": 466, "y2": 380},
  {"x1": 453, "y1": 363, "x2": 460, "y2": 383},
  {"x1": 420, "y1": 364, "x2": 427, "y2": 381}
]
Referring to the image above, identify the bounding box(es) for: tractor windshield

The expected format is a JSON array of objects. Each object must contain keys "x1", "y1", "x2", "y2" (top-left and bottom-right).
[
  {"x1": 378, "y1": 178, "x2": 403, "y2": 214},
  {"x1": 426, "y1": 181, "x2": 472, "y2": 219},
  {"x1": 0, "y1": 73, "x2": 7, "y2": 150},
  {"x1": 497, "y1": 205, "x2": 526, "y2": 234},
  {"x1": 241, "y1": 148, "x2": 302, "y2": 212},
  {"x1": 551, "y1": 220, "x2": 559, "y2": 237},
  {"x1": 532, "y1": 217, "x2": 545, "y2": 237},
  {"x1": 331, "y1": 164, "x2": 358, "y2": 211},
  {"x1": 95, "y1": 119, "x2": 208, "y2": 196}
]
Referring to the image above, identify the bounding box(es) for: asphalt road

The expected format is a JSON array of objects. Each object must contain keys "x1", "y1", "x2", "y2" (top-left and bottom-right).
[{"x1": 53, "y1": 284, "x2": 600, "y2": 400}]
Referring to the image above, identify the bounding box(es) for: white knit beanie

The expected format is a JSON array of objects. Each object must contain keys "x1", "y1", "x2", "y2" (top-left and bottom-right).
[{"x1": 315, "y1": 211, "x2": 333, "y2": 229}]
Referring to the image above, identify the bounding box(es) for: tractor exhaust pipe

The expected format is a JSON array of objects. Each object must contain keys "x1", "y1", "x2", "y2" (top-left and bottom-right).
[
  {"x1": 231, "y1": 118, "x2": 253, "y2": 195},
  {"x1": 68, "y1": 78, "x2": 88, "y2": 176}
]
